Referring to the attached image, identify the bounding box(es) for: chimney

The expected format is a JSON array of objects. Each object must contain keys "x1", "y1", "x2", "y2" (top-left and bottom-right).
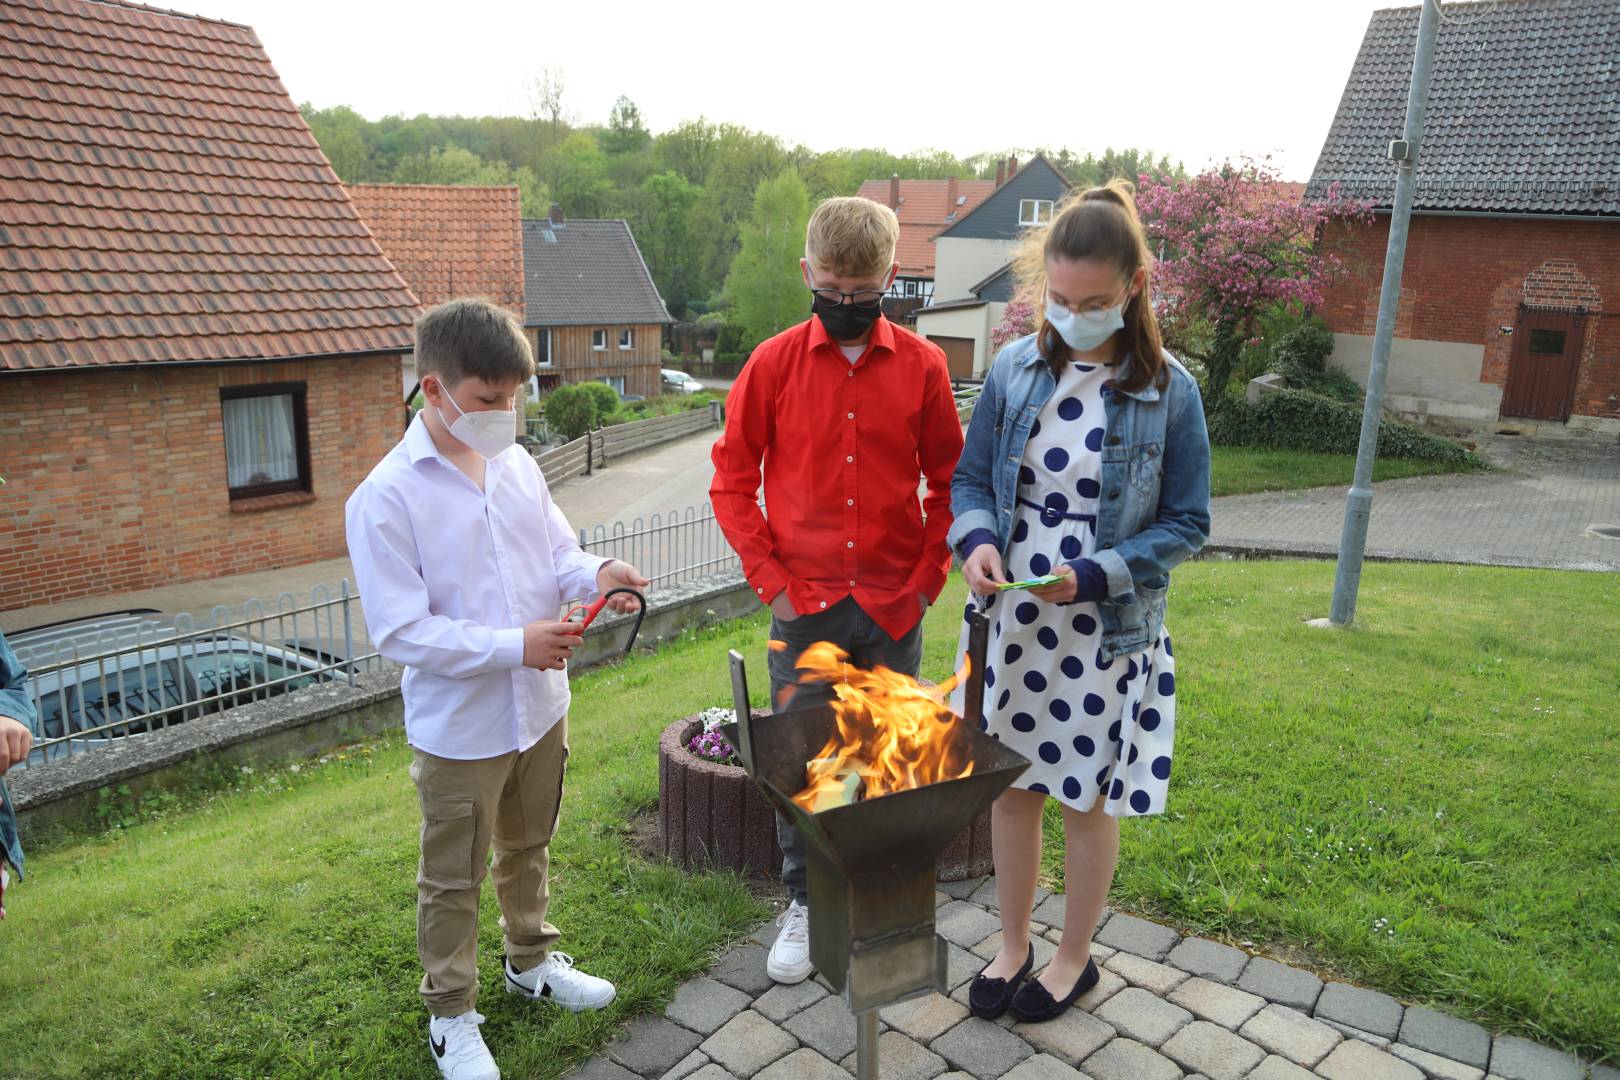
[
  {"x1": 889, "y1": 174, "x2": 900, "y2": 209},
  {"x1": 1007, "y1": 155, "x2": 1019, "y2": 178},
  {"x1": 995, "y1": 160, "x2": 1006, "y2": 187},
  {"x1": 548, "y1": 203, "x2": 565, "y2": 225},
  {"x1": 946, "y1": 176, "x2": 959, "y2": 214}
]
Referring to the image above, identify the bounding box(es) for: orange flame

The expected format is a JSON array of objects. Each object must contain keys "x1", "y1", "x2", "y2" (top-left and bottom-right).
[{"x1": 790, "y1": 641, "x2": 975, "y2": 813}]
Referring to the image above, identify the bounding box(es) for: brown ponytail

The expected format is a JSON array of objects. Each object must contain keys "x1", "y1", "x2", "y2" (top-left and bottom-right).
[{"x1": 1012, "y1": 178, "x2": 1166, "y2": 393}]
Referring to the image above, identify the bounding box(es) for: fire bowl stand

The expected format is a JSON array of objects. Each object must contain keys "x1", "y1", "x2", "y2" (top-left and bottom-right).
[{"x1": 720, "y1": 610, "x2": 1028, "y2": 1079}]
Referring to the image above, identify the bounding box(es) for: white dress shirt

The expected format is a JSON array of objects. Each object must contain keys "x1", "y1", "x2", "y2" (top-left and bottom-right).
[{"x1": 345, "y1": 415, "x2": 607, "y2": 759}]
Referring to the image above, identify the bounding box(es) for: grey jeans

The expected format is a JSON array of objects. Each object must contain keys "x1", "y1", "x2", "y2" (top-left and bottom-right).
[{"x1": 765, "y1": 596, "x2": 924, "y2": 905}]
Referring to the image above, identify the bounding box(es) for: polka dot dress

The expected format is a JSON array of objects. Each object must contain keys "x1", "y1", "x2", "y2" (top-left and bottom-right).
[{"x1": 953, "y1": 360, "x2": 1177, "y2": 816}]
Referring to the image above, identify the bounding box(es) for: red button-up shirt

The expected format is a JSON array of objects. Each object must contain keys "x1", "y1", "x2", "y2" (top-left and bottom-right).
[{"x1": 710, "y1": 314, "x2": 964, "y2": 640}]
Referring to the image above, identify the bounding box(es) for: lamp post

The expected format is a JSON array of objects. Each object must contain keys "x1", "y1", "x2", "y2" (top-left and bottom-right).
[{"x1": 1325, "y1": 0, "x2": 1442, "y2": 626}]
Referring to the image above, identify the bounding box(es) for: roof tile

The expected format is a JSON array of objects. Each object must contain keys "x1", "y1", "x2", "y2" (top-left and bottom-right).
[
  {"x1": 0, "y1": 0, "x2": 417, "y2": 371},
  {"x1": 346, "y1": 183, "x2": 524, "y2": 314},
  {"x1": 1306, "y1": 0, "x2": 1620, "y2": 215},
  {"x1": 854, "y1": 178, "x2": 997, "y2": 277},
  {"x1": 521, "y1": 218, "x2": 672, "y2": 326}
]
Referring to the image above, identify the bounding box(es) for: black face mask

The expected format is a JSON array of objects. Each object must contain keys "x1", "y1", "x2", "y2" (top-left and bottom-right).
[{"x1": 811, "y1": 296, "x2": 882, "y2": 342}]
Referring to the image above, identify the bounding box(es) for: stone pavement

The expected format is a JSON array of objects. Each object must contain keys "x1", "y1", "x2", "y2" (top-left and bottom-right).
[
  {"x1": 570, "y1": 878, "x2": 1608, "y2": 1080},
  {"x1": 1208, "y1": 434, "x2": 1620, "y2": 572}
]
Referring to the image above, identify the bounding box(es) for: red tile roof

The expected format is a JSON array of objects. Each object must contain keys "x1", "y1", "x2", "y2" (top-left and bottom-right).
[
  {"x1": 0, "y1": 0, "x2": 418, "y2": 372},
  {"x1": 346, "y1": 184, "x2": 524, "y2": 315},
  {"x1": 855, "y1": 178, "x2": 997, "y2": 279}
]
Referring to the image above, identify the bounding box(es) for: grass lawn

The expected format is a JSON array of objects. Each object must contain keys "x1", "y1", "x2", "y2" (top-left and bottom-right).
[
  {"x1": 1209, "y1": 445, "x2": 1477, "y2": 497},
  {"x1": 3, "y1": 561, "x2": 1616, "y2": 1075}
]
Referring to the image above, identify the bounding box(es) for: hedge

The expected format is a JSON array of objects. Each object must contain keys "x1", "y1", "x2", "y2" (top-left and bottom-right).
[
  {"x1": 1207, "y1": 389, "x2": 1477, "y2": 464},
  {"x1": 1267, "y1": 321, "x2": 1364, "y2": 405}
]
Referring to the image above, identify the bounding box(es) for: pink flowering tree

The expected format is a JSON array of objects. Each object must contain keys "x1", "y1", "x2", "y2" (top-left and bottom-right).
[
  {"x1": 1135, "y1": 158, "x2": 1370, "y2": 400},
  {"x1": 990, "y1": 298, "x2": 1038, "y2": 356}
]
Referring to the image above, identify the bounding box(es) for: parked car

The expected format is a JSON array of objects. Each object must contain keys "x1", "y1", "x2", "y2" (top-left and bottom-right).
[
  {"x1": 661, "y1": 368, "x2": 704, "y2": 394},
  {"x1": 11, "y1": 610, "x2": 337, "y2": 763}
]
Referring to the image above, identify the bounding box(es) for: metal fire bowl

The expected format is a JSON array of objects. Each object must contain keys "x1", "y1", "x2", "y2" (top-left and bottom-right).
[
  {"x1": 719, "y1": 691, "x2": 1028, "y2": 1006},
  {"x1": 718, "y1": 704, "x2": 1028, "y2": 881}
]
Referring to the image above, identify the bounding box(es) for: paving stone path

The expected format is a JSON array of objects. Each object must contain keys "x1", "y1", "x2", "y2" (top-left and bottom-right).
[
  {"x1": 1206, "y1": 433, "x2": 1620, "y2": 572},
  {"x1": 568, "y1": 878, "x2": 1608, "y2": 1080}
]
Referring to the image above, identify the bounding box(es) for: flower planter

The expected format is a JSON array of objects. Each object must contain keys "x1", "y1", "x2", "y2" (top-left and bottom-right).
[
  {"x1": 658, "y1": 715, "x2": 781, "y2": 876},
  {"x1": 657, "y1": 715, "x2": 995, "y2": 881}
]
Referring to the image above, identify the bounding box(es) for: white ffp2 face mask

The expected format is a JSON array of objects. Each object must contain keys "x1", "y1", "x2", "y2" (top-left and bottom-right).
[
  {"x1": 433, "y1": 382, "x2": 516, "y2": 458},
  {"x1": 1046, "y1": 292, "x2": 1128, "y2": 353}
]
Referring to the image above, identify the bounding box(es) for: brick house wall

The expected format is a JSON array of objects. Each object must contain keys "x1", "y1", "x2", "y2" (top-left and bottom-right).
[
  {"x1": 1318, "y1": 215, "x2": 1620, "y2": 421},
  {"x1": 0, "y1": 354, "x2": 402, "y2": 611}
]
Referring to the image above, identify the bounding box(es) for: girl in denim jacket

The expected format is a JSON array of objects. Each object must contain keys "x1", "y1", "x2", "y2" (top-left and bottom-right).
[
  {"x1": 0, "y1": 629, "x2": 36, "y2": 918},
  {"x1": 948, "y1": 182, "x2": 1210, "y2": 1024}
]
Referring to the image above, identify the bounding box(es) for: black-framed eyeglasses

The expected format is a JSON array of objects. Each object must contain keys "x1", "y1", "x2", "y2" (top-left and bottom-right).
[{"x1": 809, "y1": 285, "x2": 886, "y2": 308}]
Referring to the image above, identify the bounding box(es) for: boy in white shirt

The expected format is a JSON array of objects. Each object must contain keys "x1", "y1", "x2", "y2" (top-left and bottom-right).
[{"x1": 346, "y1": 298, "x2": 648, "y2": 1080}]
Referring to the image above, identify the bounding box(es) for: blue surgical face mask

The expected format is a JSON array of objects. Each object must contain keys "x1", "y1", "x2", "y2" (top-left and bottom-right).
[{"x1": 1045, "y1": 290, "x2": 1129, "y2": 353}]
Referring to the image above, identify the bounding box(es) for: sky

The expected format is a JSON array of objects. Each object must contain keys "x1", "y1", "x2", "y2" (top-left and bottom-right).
[{"x1": 215, "y1": 0, "x2": 1404, "y2": 181}]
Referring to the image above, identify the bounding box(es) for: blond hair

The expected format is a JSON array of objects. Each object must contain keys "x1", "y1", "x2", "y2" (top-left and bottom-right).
[
  {"x1": 805, "y1": 196, "x2": 899, "y2": 280},
  {"x1": 1011, "y1": 179, "x2": 1166, "y2": 393}
]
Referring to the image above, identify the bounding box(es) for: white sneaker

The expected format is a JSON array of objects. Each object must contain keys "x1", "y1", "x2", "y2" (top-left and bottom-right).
[
  {"x1": 504, "y1": 952, "x2": 616, "y2": 1011},
  {"x1": 428, "y1": 1011, "x2": 499, "y2": 1080},
  {"x1": 767, "y1": 899, "x2": 814, "y2": 984}
]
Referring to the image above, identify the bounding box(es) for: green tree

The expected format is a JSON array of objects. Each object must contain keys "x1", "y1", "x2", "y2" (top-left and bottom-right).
[
  {"x1": 393, "y1": 145, "x2": 551, "y2": 216},
  {"x1": 690, "y1": 125, "x2": 789, "y2": 301},
  {"x1": 655, "y1": 117, "x2": 721, "y2": 185},
  {"x1": 725, "y1": 169, "x2": 811, "y2": 349},
  {"x1": 539, "y1": 132, "x2": 613, "y2": 218},
  {"x1": 303, "y1": 103, "x2": 376, "y2": 180},
  {"x1": 603, "y1": 96, "x2": 651, "y2": 156},
  {"x1": 630, "y1": 171, "x2": 702, "y2": 317}
]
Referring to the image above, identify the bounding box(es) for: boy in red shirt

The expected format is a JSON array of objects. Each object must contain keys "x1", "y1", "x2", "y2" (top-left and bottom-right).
[{"x1": 710, "y1": 196, "x2": 964, "y2": 984}]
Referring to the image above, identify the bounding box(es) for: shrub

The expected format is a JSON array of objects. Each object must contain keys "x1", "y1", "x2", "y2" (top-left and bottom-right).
[
  {"x1": 1207, "y1": 389, "x2": 1477, "y2": 464},
  {"x1": 543, "y1": 384, "x2": 598, "y2": 442},
  {"x1": 581, "y1": 381, "x2": 621, "y2": 417},
  {"x1": 1267, "y1": 319, "x2": 1363, "y2": 404}
]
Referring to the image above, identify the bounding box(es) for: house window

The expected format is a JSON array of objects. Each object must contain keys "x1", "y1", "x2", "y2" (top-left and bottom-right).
[
  {"x1": 903, "y1": 280, "x2": 918, "y2": 298},
  {"x1": 592, "y1": 329, "x2": 607, "y2": 351},
  {"x1": 619, "y1": 328, "x2": 635, "y2": 350},
  {"x1": 220, "y1": 383, "x2": 310, "y2": 500},
  {"x1": 1019, "y1": 199, "x2": 1054, "y2": 226},
  {"x1": 534, "y1": 328, "x2": 552, "y2": 367},
  {"x1": 601, "y1": 376, "x2": 626, "y2": 395}
]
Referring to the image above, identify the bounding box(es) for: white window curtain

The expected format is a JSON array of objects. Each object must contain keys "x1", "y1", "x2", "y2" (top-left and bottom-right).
[{"x1": 223, "y1": 394, "x2": 298, "y2": 489}]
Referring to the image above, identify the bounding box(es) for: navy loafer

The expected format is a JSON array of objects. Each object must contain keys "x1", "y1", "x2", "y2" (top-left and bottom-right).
[
  {"x1": 1008, "y1": 957, "x2": 1099, "y2": 1023},
  {"x1": 968, "y1": 943, "x2": 1034, "y2": 1020}
]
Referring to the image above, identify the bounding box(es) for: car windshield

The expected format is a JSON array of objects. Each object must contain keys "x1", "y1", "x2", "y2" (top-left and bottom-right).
[
  {"x1": 50, "y1": 661, "x2": 189, "y2": 736},
  {"x1": 183, "y1": 645, "x2": 323, "y2": 703},
  {"x1": 26, "y1": 634, "x2": 330, "y2": 746}
]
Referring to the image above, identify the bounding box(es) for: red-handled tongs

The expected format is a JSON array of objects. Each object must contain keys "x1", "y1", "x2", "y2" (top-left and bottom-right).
[{"x1": 564, "y1": 587, "x2": 647, "y2": 657}]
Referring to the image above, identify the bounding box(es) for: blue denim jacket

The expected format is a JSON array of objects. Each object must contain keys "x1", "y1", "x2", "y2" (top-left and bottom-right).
[
  {"x1": 1, "y1": 631, "x2": 33, "y2": 879},
  {"x1": 948, "y1": 334, "x2": 1212, "y2": 660}
]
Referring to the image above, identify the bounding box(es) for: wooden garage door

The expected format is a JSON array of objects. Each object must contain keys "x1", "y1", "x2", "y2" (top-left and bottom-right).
[
  {"x1": 931, "y1": 336, "x2": 976, "y2": 381},
  {"x1": 1501, "y1": 307, "x2": 1585, "y2": 421}
]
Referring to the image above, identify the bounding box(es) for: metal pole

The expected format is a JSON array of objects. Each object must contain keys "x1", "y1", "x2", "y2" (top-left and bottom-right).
[
  {"x1": 340, "y1": 577, "x2": 358, "y2": 688},
  {"x1": 1327, "y1": 0, "x2": 1442, "y2": 626},
  {"x1": 854, "y1": 1008, "x2": 880, "y2": 1080}
]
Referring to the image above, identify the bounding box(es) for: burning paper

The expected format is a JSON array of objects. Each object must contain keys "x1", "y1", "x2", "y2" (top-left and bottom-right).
[
  {"x1": 803, "y1": 756, "x2": 868, "y2": 812},
  {"x1": 789, "y1": 641, "x2": 974, "y2": 814}
]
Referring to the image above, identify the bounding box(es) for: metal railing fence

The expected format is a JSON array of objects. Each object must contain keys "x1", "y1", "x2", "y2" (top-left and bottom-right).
[{"x1": 15, "y1": 581, "x2": 383, "y2": 767}]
